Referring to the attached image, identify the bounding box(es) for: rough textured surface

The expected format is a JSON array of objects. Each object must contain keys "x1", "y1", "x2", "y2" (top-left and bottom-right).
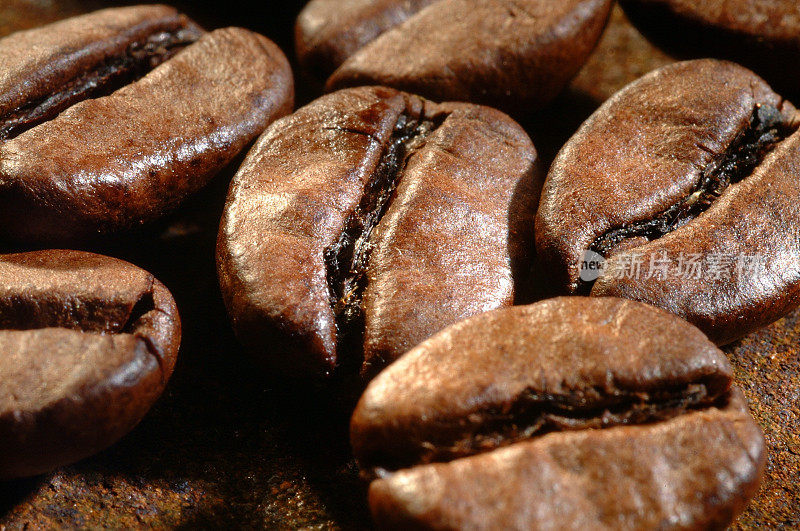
[
  {"x1": 0, "y1": 5, "x2": 202, "y2": 129},
  {"x1": 0, "y1": 6, "x2": 294, "y2": 243},
  {"x1": 295, "y1": 0, "x2": 437, "y2": 78},
  {"x1": 369, "y1": 392, "x2": 762, "y2": 530},
  {"x1": 536, "y1": 59, "x2": 800, "y2": 345},
  {"x1": 217, "y1": 86, "x2": 538, "y2": 380},
  {"x1": 352, "y1": 297, "x2": 734, "y2": 472},
  {"x1": 0, "y1": 2, "x2": 796, "y2": 529},
  {"x1": 0, "y1": 250, "x2": 181, "y2": 480},
  {"x1": 370, "y1": 392, "x2": 763, "y2": 530},
  {"x1": 302, "y1": 0, "x2": 613, "y2": 113},
  {"x1": 355, "y1": 298, "x2": 763, "y2": 529}
]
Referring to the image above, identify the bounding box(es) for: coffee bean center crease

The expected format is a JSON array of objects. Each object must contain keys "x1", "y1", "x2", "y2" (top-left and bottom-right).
[
  {"x1": 0, "y1": 26, "x2": 200, "y2": 141},
  {"x1": 323, "y1": 112, "x2": 445, "y2": 365},
  {"x1": 588, "y1": 103, "x2": 796, "y2": 263},
  {"x1": 384, "y1": 381, "x2": 724, "y2": 472},
  {"x1": 0, "y1": 283, "x2": 157, "y2": 335}
]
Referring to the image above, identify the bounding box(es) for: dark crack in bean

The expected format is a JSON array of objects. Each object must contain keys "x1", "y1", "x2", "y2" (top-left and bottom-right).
[
  {"x1": 324, "y1": 113, "x2": 444, "y2": 366},
  {"x1": 374, "y1": 382, "x2": 722, "y2": 473},
  {"x1": 0, "y1": 280, "x2": 157, "y2": 334},
  {"x1": 589, "y1": 103, "x2": 796, "y2": 260},
  {"x1": 0, "y1": 27, "x2": 200, "y2": 141}
]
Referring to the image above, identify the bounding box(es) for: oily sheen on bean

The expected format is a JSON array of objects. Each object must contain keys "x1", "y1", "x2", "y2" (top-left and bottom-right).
[
  {"x1": 0, "y1": 250, "x2": 181, "y2": 479},
  {"x1": 0, "y1": 5, "x2": 294, "y2": 242},
  {"x1": 217, "y1": 86, "x2": 539, "y2": 380},
  {"x1": 296, "y1": 0, "x2": 613, "y2": 113},
  {"x1": 352, "y1": 297, "x2": 765, "y2": 530},
  {"x1": 536, "y1": 59, "x2": 800, "y2": 344}
]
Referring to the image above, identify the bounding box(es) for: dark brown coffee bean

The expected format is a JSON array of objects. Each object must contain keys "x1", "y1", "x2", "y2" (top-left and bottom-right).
[
  {"x1": 296, "y1": 0, "x2": 613, "y2": 113},
  {"x1": 0, "y1": 249, "x2": 181, "y2": 479},
  {"x1": 217, "y1": 86, "x2": 539, "y2": 380},
  {"x1": 620, "y1": 0, "x2": 800, "y2": 96},
  {"x1": 352, "y1": 297, "x2": 765, "y2": 529},
  {"x1": 536, "y1": 59, "x2": 800, "y2": 345},
  {"x1": 0, "y1": 5, "x2": 294, "y2": 243}
]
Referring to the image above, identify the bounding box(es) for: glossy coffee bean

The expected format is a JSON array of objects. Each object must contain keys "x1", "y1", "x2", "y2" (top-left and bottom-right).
[
  {"x1": 296, "y1": 0, "x2": 613, "y2": 113},
  {"x1": 352, "y1": 297, "x2": 765, "y2": 529},
  {"x1": 536, "y1": 59, "x2": 800, "y2": 345},
  {"x1": 0, "y1": 5, "x2": 294, "y2": 243},
  {"x1": 620, "y1": 0, "x2": 800, "y2": 96},
  {"x1": 217, "y1": 86, "x2": 539, "y2": 380},
  {"x1": 0, "y1": 250, "x2": 181, "y2": 479}
]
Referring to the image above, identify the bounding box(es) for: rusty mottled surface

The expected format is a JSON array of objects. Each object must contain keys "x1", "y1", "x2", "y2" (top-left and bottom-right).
[
  {"x1": 0, "y1": 1, "x2": 797, "y2": 529},
  {"x1": 728, "y1": 313, "x2": 800, "y2": 528}
]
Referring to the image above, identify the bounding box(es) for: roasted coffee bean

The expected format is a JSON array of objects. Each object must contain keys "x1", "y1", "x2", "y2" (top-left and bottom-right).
[
  {"x1": 536, "y1": 59, "x2": 800, "y2": 345},
  {"x1": 217, "y1": 86, "x2": 538, "y2": 380},
  {"x1": 296, "y1": 0, "x2": 613, "y2": 113},
  {"x1": 0, "y1": 250, "x2": 180, "y2": 479},
  {"x1": 620, "y1": 0, "x2": 800, "y2": 96},
  {"x1": 0, "y1": 5, "x2": 294, "y2": 243},
  {"x1": 352, "y1": 297, "x2": 765, "y2": 529}
]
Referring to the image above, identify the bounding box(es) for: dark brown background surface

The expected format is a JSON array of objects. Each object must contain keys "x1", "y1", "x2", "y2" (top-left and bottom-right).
[{"x1": 0, "y1": 1, "x2": 797, "y2": 528}]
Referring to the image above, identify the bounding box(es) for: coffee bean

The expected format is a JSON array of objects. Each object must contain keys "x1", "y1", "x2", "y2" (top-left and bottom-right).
[
  {"x1": 536, "y1": 59, "x2": 800, "y2": 344},
  {"x1": 0, "y1": 5, "x2": 294, "y2": 243},
  {"x1": 620, "y1": 0, "x2": 800, "y2": 96},
  {"x1": 217, "y1": 86, "x2": 539, "y2": 380},
  {"x1": 0, "y1": 249, "x2": 181, "y2": 479},
  {"x1": 352, "y1": 297, "x2": 765, "y2": 529},
  {"x1": 296, "y1": 0, "x2": 613, "y2": 113}
]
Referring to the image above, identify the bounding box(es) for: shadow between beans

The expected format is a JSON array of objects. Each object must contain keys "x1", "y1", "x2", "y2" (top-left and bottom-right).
[
  {"x1": 520, "y1": 87, "x2": 603, "y2": 170},
  {"x1": 0, "y1": 0, "x2": 367, "y2": 513},
  {"x1": 519, "y1": 87, "x2": 603, "y2": 301},
  {"x1": 508, "y1": 157, "x2": 543, "y2": 306},
  {"x1": 618, "y1": 2, "x2": 800, "y2": 103},
  {"x1": 106, "y1": 0, "x2": 318, "y2": 107},
  {"x1": 0, "y1": 477, "x2": 40, "y2": 516},
  {"x1": 0, "y1": 159, "x2": 373, "y2": 527}
]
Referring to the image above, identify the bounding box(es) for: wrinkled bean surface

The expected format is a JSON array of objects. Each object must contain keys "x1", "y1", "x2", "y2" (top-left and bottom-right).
[
  {"x1": 0, "y1": 5, "x2": 294, "y2": 242},
  {"x1": 353, "y1": 297, "x2": 765, "y2": 529},
  {"x1": 0, "y1": 250, "x2": 181, "y2": 479},
  {"x1": 217, "y1": 86, "x2": 538, "y2": 380},
  {"x1": 296, "y1": 0, "x2": 613, "y2": 113},
  {"x1": 536, "y1": 59, "x2": 800, "y2": 344}
]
